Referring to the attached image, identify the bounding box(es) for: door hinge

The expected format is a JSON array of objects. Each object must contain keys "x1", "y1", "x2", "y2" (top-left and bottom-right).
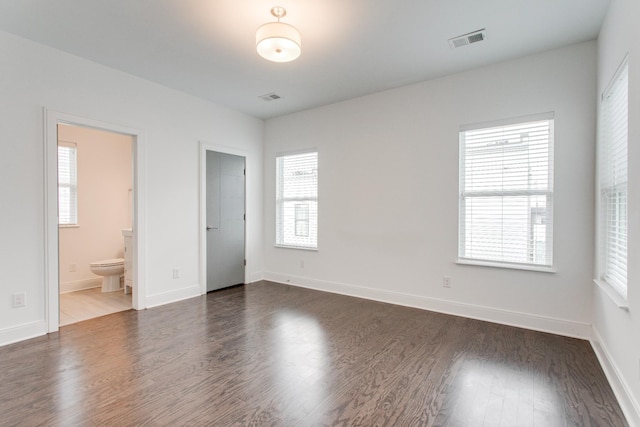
[
  {"x1": 243, "y1": 214, "x2": 246, "y2": 221},
  {"x1": 244, "y1": 169, "x2": 246, "y2": 176},
  {"x1": 244, "y1": 259, "x2": 247, "y2": 266}
]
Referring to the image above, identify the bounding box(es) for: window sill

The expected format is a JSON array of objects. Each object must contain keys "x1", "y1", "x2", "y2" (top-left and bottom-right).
[
  {"x1": 456, "y1": 258, "x2": 556, "y2": 273},
  {"x1": 275, "y1": 244, "x2": 318, "y2": 252},
  {"x1": 594, "y1": 279, "x2": 628, "y2": 310}
]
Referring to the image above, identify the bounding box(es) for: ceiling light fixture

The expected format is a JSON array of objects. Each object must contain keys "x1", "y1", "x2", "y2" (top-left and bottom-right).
[{"x1": 256, "y1": 6, "x2": 301, "y2": 63}]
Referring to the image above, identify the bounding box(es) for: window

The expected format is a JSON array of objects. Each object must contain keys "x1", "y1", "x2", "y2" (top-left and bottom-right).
[
  {"x1": 276, "y1": 151, "x2": 318, "y2": 249},
  {"x1": 58, "y1": 142, "x2": 78, "y2": 226},
  {"x1": 597, "y1": 58, "x2": 628, "y2": 300},
  {"x1": 458, "y1": 113, "x2": 554, "y2": 269}
]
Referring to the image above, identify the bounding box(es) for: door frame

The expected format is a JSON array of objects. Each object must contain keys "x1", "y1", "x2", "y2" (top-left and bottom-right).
[
  {"x1": 199, "y1": 142, "x2": 248, "y2": 295},
  {"x1": 44, "y1": 109, "x2": 147, "y2": 332}
]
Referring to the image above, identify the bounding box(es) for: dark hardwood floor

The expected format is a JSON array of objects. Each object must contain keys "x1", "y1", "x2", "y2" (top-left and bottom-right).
[{"x1": 0, "y1": 281, "x2": 627, "y2": 426}]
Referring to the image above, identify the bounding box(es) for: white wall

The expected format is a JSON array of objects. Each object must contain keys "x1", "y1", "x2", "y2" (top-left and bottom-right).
[
  {"x1": 264, "y1": 41, "x2": 597, "y2": 338},
  {"x1": 58, "y1": 125, "x2": 132, "y2": 293},
  {"x1": 593, "y1": 0, "x2": 640, "y2": 423},
  {"x1": 0, "y1": 30, "x2": 264, "y2": 345}
]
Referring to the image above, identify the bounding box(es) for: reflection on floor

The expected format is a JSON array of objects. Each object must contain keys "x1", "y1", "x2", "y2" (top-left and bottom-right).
[{"x1": 60, "y1": 287, "x2": 132, "y2": 326}]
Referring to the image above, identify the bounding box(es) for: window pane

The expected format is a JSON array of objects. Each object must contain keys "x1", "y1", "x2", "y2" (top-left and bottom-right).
[
  {"x1": 463, "y1": 121, "x2": 551, "y2": 192},
  {"x1": 463, "y1": 195, "x2": 549, "y2": 264},
  {"x1": 295, "y1": 203, "x2": 310, "y2": 237}
]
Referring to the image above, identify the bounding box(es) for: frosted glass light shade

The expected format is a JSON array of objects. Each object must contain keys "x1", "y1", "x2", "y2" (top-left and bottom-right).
[{"x1": 256, "y1": 22, "x2": 301, "y2": 62}]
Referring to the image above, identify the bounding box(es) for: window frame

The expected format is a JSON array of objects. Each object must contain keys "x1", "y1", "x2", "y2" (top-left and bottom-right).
[
  {"x1": 275, "y1": 150, "x2": 318, "y2": 250},
  {"x1": 58, "y1": 141, "x2": 78, "y2": 227},
  {"x1": 595, "y1": 56, "x2": 629, "y2": 306},
  {"x1": 457, "y1": 112, "x2": 555, "y2": 272}
]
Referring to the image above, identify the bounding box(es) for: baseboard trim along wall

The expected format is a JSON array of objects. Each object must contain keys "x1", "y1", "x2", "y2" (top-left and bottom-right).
[
  {"x1": 262, "y1": 272, "x2": 592, "y2": 340},
  {"x1": 247, "y1": 271, "x2": 263, "y2": 284},
  {"x1": 145, "y1": 284, "x2": 201, "y2": 308},
  {"x1": 60, "y1": 278, "x2": 102, "y2": 294},
  {"x1": 0, "y1": 320, "x2": 47, "y2": 347},
  {"x1": 591, "y1": 328, "x2": 640, "y2": 427}
]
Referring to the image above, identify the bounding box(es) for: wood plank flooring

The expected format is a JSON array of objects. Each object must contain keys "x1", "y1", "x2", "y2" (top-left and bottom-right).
[
  {"x1": 0, "y1": 281, "x2": 627, "y2": 426},
  {"x1": 60, "y1": 287, "x2": 132, "y2": 326}
]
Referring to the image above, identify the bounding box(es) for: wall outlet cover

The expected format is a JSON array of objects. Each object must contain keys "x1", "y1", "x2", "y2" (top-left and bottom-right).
[
  {"x1": 12, "y1": 293, "x2": 26, "y2": 308},
  {"x1": 443, "y1": 277, "x2": 451, "y2": 288}
]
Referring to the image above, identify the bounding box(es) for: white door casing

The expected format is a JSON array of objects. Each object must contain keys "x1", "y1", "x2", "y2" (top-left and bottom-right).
[{"x1": 44, "y1": 109, "x2": 147, "y2": 332}]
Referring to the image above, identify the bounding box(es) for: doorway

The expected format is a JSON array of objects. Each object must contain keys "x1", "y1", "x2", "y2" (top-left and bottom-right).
[
  {"x1": 57, "y1": 124, "x2": 133, "y2": 325},
  {"x1": 200, "y1": 145, "x2": 246, "y2": 293},
  {"x1": 45, "y1": 110, "x2": 147, "y2": 333}
]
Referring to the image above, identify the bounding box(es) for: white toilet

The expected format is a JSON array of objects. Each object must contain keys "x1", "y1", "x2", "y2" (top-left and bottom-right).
[{"x1": 90, "y1": 258, "x2": 125, "y2": 293}]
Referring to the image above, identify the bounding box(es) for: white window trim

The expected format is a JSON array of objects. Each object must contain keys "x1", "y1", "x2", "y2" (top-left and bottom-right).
[
  {"x1": 275, "y1": 149, "x2": 318, "y2": 251},
  {"x1": 459, "y1": 112, "x2": 556, "y2": 133},
  {"x1": 458, "y1": 112, "x2": 555, "y2": 271},
  {"x1": 275, "y1": 244, "x2": 319, "y2": 251},
  {"x1": 594, "y1": 279, "x2": 629, "y2": 310},
  {"x1": 456, "y1": 258, "x2": 556, "y2": 273}
]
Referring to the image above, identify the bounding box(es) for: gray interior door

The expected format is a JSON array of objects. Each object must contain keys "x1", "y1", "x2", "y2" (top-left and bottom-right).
[{"x1": 206, "y1": 151, "x2": 245, "y2": 292}]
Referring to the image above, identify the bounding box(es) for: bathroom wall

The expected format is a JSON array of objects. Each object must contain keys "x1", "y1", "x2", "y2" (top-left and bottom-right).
[{"x1": 58, "y1": 124, "x2": 133, "y2": 293}]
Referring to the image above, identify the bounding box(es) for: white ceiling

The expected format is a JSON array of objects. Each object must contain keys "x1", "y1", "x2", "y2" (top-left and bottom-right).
[{"x1": 0, "y1": 0, "x2": 610, "y2": 119}]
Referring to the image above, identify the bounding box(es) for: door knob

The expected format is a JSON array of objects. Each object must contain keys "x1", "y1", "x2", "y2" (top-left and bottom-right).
[{"x1": 206, "y1": 225, "x2": 218, "y2": 231}]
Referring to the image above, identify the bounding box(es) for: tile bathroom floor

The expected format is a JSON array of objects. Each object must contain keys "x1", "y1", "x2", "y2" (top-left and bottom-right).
[{"x1": 60, "y1": 287, "x2": 132, "y2": 326}]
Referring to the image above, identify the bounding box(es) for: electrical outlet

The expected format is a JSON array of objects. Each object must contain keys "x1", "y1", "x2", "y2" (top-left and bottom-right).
[
  {"x1": 69, "y1": 263, "x2": 76, "y2": 272},
  {"x1": 12, "y1": 293, "x2": 26, "y2": 308},
  {"x1": 172, "y1": 268, "x2": 180, "y2": 279},
  {"x1": 443, "y1": 277, "x2": 451, "y2": 288}
]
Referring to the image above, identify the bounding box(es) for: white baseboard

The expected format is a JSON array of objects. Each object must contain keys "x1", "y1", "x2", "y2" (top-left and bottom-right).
[
  {"x1": 145, "y1": 284, "x2": 201, "y2": 308},
  {"x1": 591, "y1": 328, "x2": 640, "y2": 427},
  {"x1": 262, "y1": 272, "x2": 592, "y2": 339},
  {"x1": 60, "y1": 277, "x2": 102, "y2": 294},
  {"x1": 247, "y1": 271, "x2": 263, "y2": 284},
  {"x1": 0, "y1": 320, "x2": 47, "y2": 347}
]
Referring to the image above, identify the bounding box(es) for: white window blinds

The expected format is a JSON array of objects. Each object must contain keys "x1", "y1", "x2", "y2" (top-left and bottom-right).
[
  {"x1": 276, "y1": 151, "x2": 318, "y2": 249},
  {"x1": 459, "y1": 114, "x2": 554, "y2": 268},
  {"x1": 58, "y1": 142, "x2": 78, "y2": 225},
  {"x1": 598, "y1": 59, "x2": 628, "y2": 299}
]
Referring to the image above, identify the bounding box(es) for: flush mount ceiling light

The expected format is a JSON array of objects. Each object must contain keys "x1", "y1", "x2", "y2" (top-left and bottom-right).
[{"x1": 256, "y1": 6, "x2": 301, "y2": 63}]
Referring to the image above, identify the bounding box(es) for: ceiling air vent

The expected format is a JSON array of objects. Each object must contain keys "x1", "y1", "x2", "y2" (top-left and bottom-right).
[
  {"x1": 448, "y1": 29, "x2": 487, "y2": 49},
  {"x1": 259, "y1": 92, "x2": 281, "y2": 102}
]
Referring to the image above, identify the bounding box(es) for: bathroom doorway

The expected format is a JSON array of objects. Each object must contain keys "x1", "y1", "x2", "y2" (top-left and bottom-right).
[
  {"x1": 57, "y1": 124, "x2": 134, "y2": 325},
  {"x1": 44, "y1": 109, "x2": 147, "y2": 333}
]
